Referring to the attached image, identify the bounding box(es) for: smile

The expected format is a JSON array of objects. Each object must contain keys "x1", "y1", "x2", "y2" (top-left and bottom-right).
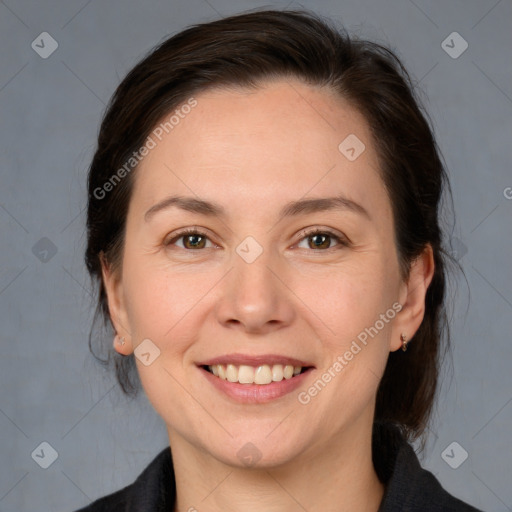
[
  {"x1": 205, "y1": 363, "x2": 308, "y2": 385},
  {"x1": 197, "y1": 354, "x2": 315, "y2": 403}
]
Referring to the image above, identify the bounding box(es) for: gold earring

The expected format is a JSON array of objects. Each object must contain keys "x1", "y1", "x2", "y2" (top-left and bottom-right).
[{"x1": 400, "y1": 333, "x2": 408, "y2": 352}]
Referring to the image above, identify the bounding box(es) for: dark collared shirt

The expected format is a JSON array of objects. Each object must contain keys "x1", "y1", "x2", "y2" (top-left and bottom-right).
[{"x1": 76, "y1": 422, "x2": 483, "y2": 511}]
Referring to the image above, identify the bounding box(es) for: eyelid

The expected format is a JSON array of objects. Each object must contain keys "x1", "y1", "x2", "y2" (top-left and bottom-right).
[
  {"x1": 164, "y1": 226, "x2": 350, "y2": 250},
  {"x1": 294, "y1": 226, "x2": 350, "y2": 250},
  {"x1": 164, "y1": 227, "x2": 216, "y2": 248}
]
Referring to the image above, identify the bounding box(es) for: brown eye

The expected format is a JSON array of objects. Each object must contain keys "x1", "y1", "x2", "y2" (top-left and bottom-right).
[
  {"x1": 296, "y1": 229, "x2": 348, "y2": 251},
  {"x1": 182, "y1": 233, "x2": 207, "y2": 249},
  {"x1": 165, "y1": 230, "x2": 213, "y2": 250},
  {"x1": 308, "y1": 233, "x2": 332, "y2": 250}
]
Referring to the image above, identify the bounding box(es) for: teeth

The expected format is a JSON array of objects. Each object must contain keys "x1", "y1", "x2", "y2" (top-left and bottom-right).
[
  {"x1": 238, "y1": 365, "x2": 255, "y2": 384},
  {"x1": 207, "y1": 364, "x2": 304, "y2": 385},
  {"x1": 283, "y1": 365, "x2": 294, "y2": 379},
  {"x1": 226, "y1": 364, "x2": 238, "y2": 383},
  {"x1": 272, "y1": 364, "x2": 284, "y2": 381},
  {"x1": 254, "y1": 365, "x2": 272, "y2": 385}
]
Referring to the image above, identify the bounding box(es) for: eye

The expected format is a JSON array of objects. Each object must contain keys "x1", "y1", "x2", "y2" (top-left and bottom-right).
[
  {"x1": 164, "y1": 227, "x2": 348, "y2": 252},
  {"x1": 164, "y1": 228, "x2": 215, "y2": 250},
  {"x1": 296, "y1": 228, "x2": 348, "y2": 250}
]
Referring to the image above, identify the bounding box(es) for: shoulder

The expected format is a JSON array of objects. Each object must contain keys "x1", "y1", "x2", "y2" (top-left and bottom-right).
[
  {"x1": 73, "y1": 447, "x2": 175, "y2": 512},
  {"x1": 374, "y1": 422, "x2": 483, "y2": 512},
  {"x1": 74, "y1": 487, "x2": 129, "y2": 512}
]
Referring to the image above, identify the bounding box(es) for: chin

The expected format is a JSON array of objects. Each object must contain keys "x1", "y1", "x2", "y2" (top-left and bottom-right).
[{"x1": 203, "y1": 428, "x2": 311, "y2": 470}]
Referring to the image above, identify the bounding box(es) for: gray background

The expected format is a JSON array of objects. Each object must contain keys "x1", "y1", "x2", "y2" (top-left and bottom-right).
[{"x1": 0, "y1": 0, "x2": 511, "y2": 511}]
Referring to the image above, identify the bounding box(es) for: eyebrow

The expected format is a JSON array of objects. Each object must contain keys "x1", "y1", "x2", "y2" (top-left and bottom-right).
[{"x1": 144, "y1": 194, "x2": 370, "y2": 222}]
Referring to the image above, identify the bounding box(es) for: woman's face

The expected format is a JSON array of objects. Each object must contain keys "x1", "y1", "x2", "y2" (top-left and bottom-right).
[{"x1": 103, "y1": 79, "x2": 431, "y2": 467}]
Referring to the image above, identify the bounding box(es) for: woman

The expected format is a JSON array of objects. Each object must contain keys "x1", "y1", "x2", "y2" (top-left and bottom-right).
[{"x1": 78, "y1": 9, "x2": 482, "y2": 512}]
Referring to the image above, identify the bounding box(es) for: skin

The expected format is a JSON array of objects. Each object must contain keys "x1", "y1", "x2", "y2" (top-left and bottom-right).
[{"x1": 102, "y1": 79, "x2": 434, "y2": 512}]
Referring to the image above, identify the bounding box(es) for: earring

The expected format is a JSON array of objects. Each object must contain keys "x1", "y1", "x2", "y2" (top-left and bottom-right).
[
  {"x1": 115, "y1": 334, "x2": 126, "y2": 346},
  {"x1": 400, "y1": 333, "x2": 408, "y2": 352}
]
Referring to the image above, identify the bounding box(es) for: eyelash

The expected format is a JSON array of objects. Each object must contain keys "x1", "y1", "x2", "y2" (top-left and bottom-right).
[{"x1": 164, "y1": 227, "x2": 349, "y2": 252}]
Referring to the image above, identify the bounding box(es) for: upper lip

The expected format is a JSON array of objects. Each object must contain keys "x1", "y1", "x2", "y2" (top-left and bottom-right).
[{"x1": 197, "y1": 353, "x2": 314, "y2": 367}]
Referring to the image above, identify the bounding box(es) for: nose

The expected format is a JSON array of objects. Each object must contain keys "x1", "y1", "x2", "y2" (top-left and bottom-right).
[{"x1": 214, "y1": 247, "x2": 295, "y2": 335}]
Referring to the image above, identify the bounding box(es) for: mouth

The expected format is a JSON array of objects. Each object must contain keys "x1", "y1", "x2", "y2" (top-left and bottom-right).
[
  {"x1": 202, "y1": 363, "x2": 311, "y2": 385},
  {"x1": 196, "y1": 354, "x2": 315, "y2": 403}
]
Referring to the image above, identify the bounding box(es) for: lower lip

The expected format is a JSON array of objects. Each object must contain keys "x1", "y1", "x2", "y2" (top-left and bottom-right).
[{"x1": 199, "y1": 367, "x2": 314, "y2": 404}]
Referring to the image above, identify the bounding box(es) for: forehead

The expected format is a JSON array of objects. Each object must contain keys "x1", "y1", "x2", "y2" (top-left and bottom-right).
[{"x1": 131, "y1": 79, "x2": 390, "y2": 223}]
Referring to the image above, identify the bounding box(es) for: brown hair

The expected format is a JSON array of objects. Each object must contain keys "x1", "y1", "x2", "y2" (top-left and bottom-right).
[{"x1": 85, "y1": 9, "x2": 456, "y2": 441}]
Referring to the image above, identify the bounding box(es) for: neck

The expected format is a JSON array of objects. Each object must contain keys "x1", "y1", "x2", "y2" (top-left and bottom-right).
[{"x1": 168, "y1": 417, "x2": 384, "y2": 512}]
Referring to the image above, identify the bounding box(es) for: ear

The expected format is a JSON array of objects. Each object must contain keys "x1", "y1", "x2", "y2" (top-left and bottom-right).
[
  {"x1": 100, "y1": 252, "x2": 134, "y2": 355},
  {"x1": 390, "y1": 244, "x2": 435, "y2": 352}
]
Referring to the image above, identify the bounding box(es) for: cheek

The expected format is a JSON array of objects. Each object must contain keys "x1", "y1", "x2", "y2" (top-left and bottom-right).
[
  {"x1": 122, "y1": 255, "x2": 219, "y2": 344},
  {"x1": 291, "y1": 255, "x2": 398, "y2": 397},
  {"x1": 298, "y1": 264, "x2": 396, "y2": 418},
  {"x1": 291, "y1": 258, "x2": 394, "y2": 336}
]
